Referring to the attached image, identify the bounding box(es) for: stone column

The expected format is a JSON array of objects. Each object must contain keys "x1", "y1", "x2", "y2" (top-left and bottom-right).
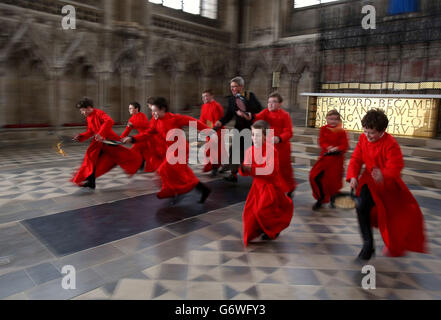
[
  {"x1": 171, "y1": 68, "x2": 186, "y2": 113},
  {"x1": 289, "y1": 73, "x2": 302, "y2": 113},
  {"x1": 0, "y1": 62, "x2": 6, "y2": 128}
]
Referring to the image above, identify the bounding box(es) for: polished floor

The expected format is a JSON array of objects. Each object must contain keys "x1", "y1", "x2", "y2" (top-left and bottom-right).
[{"x1": 1, "y1": 142, "x2": 441, "y2": 300}]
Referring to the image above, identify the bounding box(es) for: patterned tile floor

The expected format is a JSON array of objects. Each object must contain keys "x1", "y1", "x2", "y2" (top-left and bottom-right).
[{"x1": 1, "y1": 142, "x2": 441, "y2": 300}]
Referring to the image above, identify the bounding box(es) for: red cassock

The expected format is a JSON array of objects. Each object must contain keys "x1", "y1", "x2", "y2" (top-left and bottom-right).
[
  {"x1": 309, "y1": 124, "x2": 349, "y2": 203},
  {"x1": 239, "y1": 143, "x2": 294, "y2": 246},
  {"x1": 254, "y1": 109, "x2": 296, "y2": 193},
  {"x1": 346, "y1": 133, "x2": 427, "y2": 257},
  {"x1": 72, "y1": 109, "x2": 142, "y2": 185},
  {"x1": 133, "y1": 112, "x2": 209, "y2": 199},
  {"x1": 199, "y1": 100, "x2": 226, "y2": 172},
  {"x1": 120, "y1": 112, "x2": 165, "y2": 172}
]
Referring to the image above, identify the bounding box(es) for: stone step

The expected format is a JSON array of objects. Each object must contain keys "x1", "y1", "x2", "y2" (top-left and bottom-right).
[{"x1": 290, "y1": 152, "x2": 441, "y2": 189}]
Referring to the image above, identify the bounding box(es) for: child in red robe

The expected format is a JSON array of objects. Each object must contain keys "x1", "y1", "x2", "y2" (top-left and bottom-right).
[
  {"x1": 254, "y1": 92, "x2": 296, "y2": 196},
  {"x1": 199, "y1": 89, "x2": 227, "y2": 177},
  {"x1": 122, "y1": 97, "x2": 211, "y2": 203},
  {"x1": 120, "y1": 102, "x2": 163, "y2": 172},
  {"x1": 309, "y1": 109, "x2": 349, "y2": 210},
  {"x1": 72, "y1": 97, "x2": 142, "y2": 189},
  {"x1": 239, "y1": 120, "x2": 294, "y2": 246},
  {"x1": 347, "y1": 109, "x2": 427, "y2": 260}
]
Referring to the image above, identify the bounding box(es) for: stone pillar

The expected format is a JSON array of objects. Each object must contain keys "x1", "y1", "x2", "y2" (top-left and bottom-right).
[
  {"x1": 48, "y1": 67, "x2": 63, "y2": 128},
  {"x1": 289, "y1": 73, "x2": 302, "y2": 113},
  {"x1": 172, "y1": 70, "x2": 186, "y2": 113},
  {"x1": 0, "y1": 62, "x2": 5, "y2": 128}
]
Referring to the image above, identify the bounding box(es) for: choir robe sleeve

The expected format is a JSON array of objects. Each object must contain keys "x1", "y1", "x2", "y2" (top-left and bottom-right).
[
  {"x1": 319, "y1": 126, "x2": 331, "y2": 151},
  {"x1": 240, "y1": 146, "x2": 279, "y2": 182},
  {"x1": 337, "y1": 130, "x2": 349, "y2": 153},
  {"x1": 120, "y1": 123, "x2": 133, "y2": 138},
  {"x1": 199, "y1": 105, "x2": 208, "y2": 125},
  {"x1": 278, "y1": 113, "x2": 293, "y2": 143},
  {"x1": 381, "y1": 138, "x2": 404, "y2": 180},
  {"x1": 175, "y1": 114, "x2": 210, "y2": 131},
  {"x1": 346, "y1": 136, "x2": 364, "y2": 182},
  {"x1": 215, "y1": 102, "x2": 224, "y2": 123},
  {"x1": 97, "y1": 111, "x2": 114, "y2": 139},
  {"x1": 77, "y1": 128, "x2": 94, "y2": 142}
]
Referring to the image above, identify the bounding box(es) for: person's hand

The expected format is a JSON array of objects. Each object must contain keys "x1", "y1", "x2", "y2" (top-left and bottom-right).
[
  {"x1": 328, "y1": 146, "x2": 339, "y2": 153},
  {"x1": 95, "y1": 134, "x2": 104, "y2": 142},
  {"x1": 236, "y1": 110, "x2": 244, "y2": 117},
  {"x1": 349, "y1": 177, "x2": 358, "y2": 190},
  {"x1": 121, "y1": 137, "x2": 133, "y2": 144},
  {"x1": 243, "y1": 112, "x2": 252, "y2": 121},
  {"x1": 213, "y1": 121, "x2": 222, "y2": 130},
  {"x1": 72, "y1": 134, "x2": 80, "y2": 142},
  {"x1": 371, "y1": 167, "x2": 384, "y2": 183},
  {"x1": 127, "y1": 122, "x2": 133, "y2": 127},
  {"x1": 272, "y1": 136, "x2": 281, "y2": 144}
]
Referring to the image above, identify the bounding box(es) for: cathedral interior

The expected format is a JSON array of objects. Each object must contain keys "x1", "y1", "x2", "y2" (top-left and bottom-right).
[{"x1": 1, "y1": 0, "x2": 441, "y2": 302}]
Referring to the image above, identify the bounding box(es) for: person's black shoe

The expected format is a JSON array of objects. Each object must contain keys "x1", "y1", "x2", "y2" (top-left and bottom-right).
[
  {"x1": 312, "y1": 201, "x2": 322, "y2": 211},
  {"x1": 261, "y1": 233, "x2": 280, "y2": 240},
  {"x1": 287, "y1": 190, "x2": 294, "y2": 198},
  {"x1": 196, "y1": 182, "x2": 211, "y2": 203},
  {"x1": 219, "y1": 165, "x2": 229, "y2": 173},
  {"x1": 223, "y1": 174, "x2": 238, "y2": 183},
  {"x1": 81, "y1": 180, "x2": 96, "y2": 189},
  {"x1": 357, "y1": 246, "x2": 376, "y2": 261},
  {"x1": 329, "y1": 195, "x2": 336, "y2": 208},
  {"x1": 138, "y1": 160, "x2": 145, "y2": 172},
  {"x1": 209, "y1": 167, "x2": 218, "y2": 178}
]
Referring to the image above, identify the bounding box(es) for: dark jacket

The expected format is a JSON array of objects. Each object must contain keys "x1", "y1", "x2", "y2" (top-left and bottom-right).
[{"x1": 219, "y1": 91, "x2": 263, "y2": 131}]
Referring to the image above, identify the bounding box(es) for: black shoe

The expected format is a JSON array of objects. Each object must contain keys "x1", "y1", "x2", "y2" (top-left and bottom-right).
[
  {"x1": 196, "y1": 182, "x2": 211, "y2": 203},
  {"x1": 261, "y1": 233, "x2": 280, "y2": 240},
  {"x1": 223, "y1": 174, "x2": 238, "y2": 183},
  {"x1": 209, "y1": 167, "x2": 218, "y2": 178},
  {"x1": 219, "y1": 166, "x2": 229, "y2": 173},
  {"x1": 81, "y1": 180, "x2": 96, "y2": 189},
  {"x1": 287, "y1": 190, "x2": 294, "y2": 198},
  {"x1": 312, "y1": 201, "x2": 322, "y2": 211},
  {"x1": 329, "y1": 195, "x2": 336, "y2": 208},
  {"x1": 357, "y1": 246, "x2": 376, "y2": 261}
]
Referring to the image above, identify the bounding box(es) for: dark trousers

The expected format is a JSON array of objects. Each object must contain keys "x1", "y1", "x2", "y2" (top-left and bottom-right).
[{"x1": 357, "y1": 184, "x2": 375, "y2": 248}]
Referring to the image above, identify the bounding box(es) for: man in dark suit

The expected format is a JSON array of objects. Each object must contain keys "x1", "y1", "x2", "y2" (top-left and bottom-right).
[{"x1": 214, "y1": 76, "x2": 263, "y2": 182}]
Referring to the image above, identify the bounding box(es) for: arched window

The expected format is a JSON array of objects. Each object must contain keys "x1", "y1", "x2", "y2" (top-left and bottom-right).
[
  {"x1": 149, "y1": 0, "x2": 218, "y2": 19},
  {"x1": 293, "y1": 0, "x2": 340, "y2": 9}
]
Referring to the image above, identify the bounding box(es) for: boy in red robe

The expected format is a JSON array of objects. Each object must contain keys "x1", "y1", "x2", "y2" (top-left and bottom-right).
[
  {"x1": 122, "y1": 97, "x2": 211, "y2": 204},
  {"x1": 310, "y1": 109, "x2": 349, "y2": 210},
  {"x1": 120, "y1": 102, "x2": 163, "y2": 172},
  {"x1": 199, "y1": 89, "x2": 227, "y2": 177},
  {"x1": 72, "y1": 97, "x2": 143, "y2": 189},
  {"x1": 239, "y1": 120, "x2": 294, "y2": 246},
  {"x1": 253, "y1": 93, "x2": 296, "y2": 197},
  {"x1": 347, "y1": 109, "x2": 427, "y2": 260}
]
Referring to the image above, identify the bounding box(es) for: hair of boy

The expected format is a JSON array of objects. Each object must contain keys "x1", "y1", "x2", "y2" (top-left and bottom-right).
[
  {"x1": 252, "y1": 120, "x2": 271, "y2": 134},
  {"x1": 203, "y1": 89, "x2": 214, "y2": 95},
  {"x1": 326, "y1": 109, "x2": 341, "y2": 120},
  {"x1": 361, "y1": 108, "x2": 389, "y2": 132},
  {"x1": 76, "y1": 97, "x2": 94, "y2": 109},
  {"x1": 129, "y1": 102, "x2": 141, "y2": 111},
  {"x1": 268, "y1": 92, "x2": 283, "y2": 103},
  {"x1": 230, "y1": 76, "x2": 245, "y2": 87},
  {"x1": 152, "y1": 97, "x2": 169, "y2": 112},
  {"x1": 146, "y1": 96, "x2": 156, "y2": 105}
]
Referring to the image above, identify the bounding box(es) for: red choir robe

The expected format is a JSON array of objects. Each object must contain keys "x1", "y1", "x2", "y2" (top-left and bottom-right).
[
  {"x1": 72, "y1": 109, "x2": 142, "y2": 185},
  {"x1": 120, "y1": 112, "x2": 165, "y2": 172},
  {"x1": 346, "y1": 133, "x2": 427, "y2": 257},
  {"x1": 133, "y1": 112, "x2": 209, "y2": 199},
  {"x1": 254, "y1": 108, "x2": 296, "y2": 193},
  {"x1": 199, "y1": 100, "x2": 226, "y2": 172},
  {"x1": 309, "y1": 124, "x2": 349, "y2": 203},
  {"x1": 239, "y1": 142, "x2": 294, "y2": 246}
]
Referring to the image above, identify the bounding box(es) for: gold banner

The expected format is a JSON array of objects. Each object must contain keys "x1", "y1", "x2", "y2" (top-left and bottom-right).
[{"x1": 315, "y1": 97, "x2": 440, "y2": 137}]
